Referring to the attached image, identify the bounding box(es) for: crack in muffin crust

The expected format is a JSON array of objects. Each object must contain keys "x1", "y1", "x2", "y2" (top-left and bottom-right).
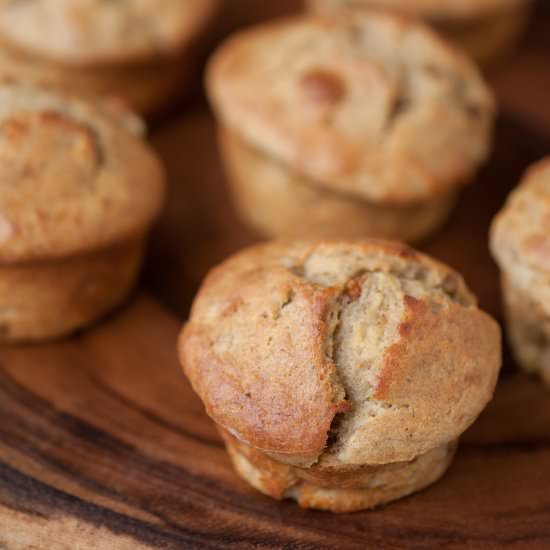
[
  {"x1": 179, "y1": 239, "x2": 501, "y2": 511},
  {"x1": 180, "y1": 240, "x2": 500, "y2": 465}
]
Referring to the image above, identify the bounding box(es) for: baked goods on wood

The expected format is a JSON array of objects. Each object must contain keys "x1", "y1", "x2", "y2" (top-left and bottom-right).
[
  {"x1": 207, "y1": 12, "x2": 495, "y2": 242},
  {"x1": 491, "y1": 158, "x2": 550, "y2": 385},
  {"x1": 179, "y1": 239, "x2": 501, "y2": 512},
  {"x1": 0, "y1": 82, "x2": 165, "y2": 341}
]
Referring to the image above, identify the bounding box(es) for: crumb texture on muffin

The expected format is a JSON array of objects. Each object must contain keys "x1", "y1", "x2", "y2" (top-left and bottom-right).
[
  {"x1": 490, "y1": 157, "x2": 550, "y2": 313},
  {"x1": 0, "y1": 82, "x2": 165, "y2": 263},
  {"x1": 0, "y1": 0, "x2": 218, "y2": 64},
  {"x1": 208, "y1": 12, "x2": 495, "y2": 204},
  {"x1": 180, "y1": 240, "x2": 501, "y2": 467},
  {"x1": 491, "y1": 158, "x2": 550, "y2": 383}
]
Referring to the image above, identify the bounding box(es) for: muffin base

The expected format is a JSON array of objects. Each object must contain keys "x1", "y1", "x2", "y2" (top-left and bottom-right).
[
  {"x1": 502, "y1": 275, "x2": 550, "y2": 384},
  {"x1": 221, "y1": 429, "x2": 458, "y2": 513},
  {"x1": 0, "y1": 237, "x2": 146, "y2": 342},
  {"x1": 0, "y1": 38, "x2": 198, "y2": 115},
  {"x1": 220, "y1": 130, "x2": 457, "y2": 244}
]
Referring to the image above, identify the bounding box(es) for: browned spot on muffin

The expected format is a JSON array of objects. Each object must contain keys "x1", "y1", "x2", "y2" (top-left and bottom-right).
[
  {"x1": 375, "y1": 295, "x2": 428, "y2": 399},
  {"x1": 403, "y1": 294, "x2": 422, "y2": 310},
  {"x1": 399, "y1": 320, "x2": 412, "y2": 337},
  {"x1": 38, "y1": 110, "x2": 101, "y2": 164},
  {"x1": 524, "y1": 234, "x2": 550, "y2": 261},
  {"x1": 397, "y1": 245, "x2": 418, "y2": 260},
  {"x1": 344, "y1": 276, "x2": 363, "y2": 301},
  {"x1": 0, "y1": 118, "x2": 29, "y2": 144},
  {"x1": 299, "y1": 69, "x2": 346, "y2": 105}
]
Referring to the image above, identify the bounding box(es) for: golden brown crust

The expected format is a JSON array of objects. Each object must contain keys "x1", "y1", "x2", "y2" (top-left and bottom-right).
[
  {"x1": 207, "y1": 12, "x2": 495, "y2": 205},
  {"x1": 220, "y1": 128, "x2": 458, "y2": 243},
  {"x1": 221, "y1": 428, "x2": 458, "y2": 512},
  {"x1": 179, "y1": 240, "x2": 501, "y2": 468},
  {"x1": 0, "y1": 237, "x2": 144, "y2": 342},
  {"x1": 0, "y1": 82, "x2": 165, "y2": 263},
  {"x1": 180, "y1": 270, "x2": 349, "y2": 462},
  {"x1": 352, "y1": 291, "x2": 500, "y2": 463}
]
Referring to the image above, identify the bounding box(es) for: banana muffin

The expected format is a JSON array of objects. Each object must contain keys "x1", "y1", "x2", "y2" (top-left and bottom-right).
[
  {"x1": 490, "y1": 158, "x2": 550, "y2": 385},
  {"x1": 0, "y1": 82, "x2": 165, "y2": 342},
  {"x1": 306, "y1": 0, "x2": 532, "y2": 66},
  {"x1": 179, "y1": 240, "x2": 501, "y2": 512},
  {"x1": 207, "y1": 12, "x2": 495, "y2": 243},
  {"x1": 0, "y1": 0, "x2": 219, "y2": 114}
]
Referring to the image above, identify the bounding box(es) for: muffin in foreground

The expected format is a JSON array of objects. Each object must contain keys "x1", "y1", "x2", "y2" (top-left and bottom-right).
[
  {"x1": 207, "y1": 12, "x2": 495, "y2": 243},
  {"x1": 179, "y1": 240, "x2": 501, "y2": 512},
  {"x1": 0, "y1": 82, "x2": 165, "y2": 342},
  {"x1": 491, "y1": 159, "x2": 550, "y2": 385},
  {"x1": 306, "y1": 0, "x2": 532, "y2": 67},
  {"x1": 0, "y1": 0, "x2": 219, "y2": 114}
]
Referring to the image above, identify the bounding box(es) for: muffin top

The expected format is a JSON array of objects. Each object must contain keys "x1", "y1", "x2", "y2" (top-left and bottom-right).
[
  {"x1": 208, "y1": 13, "x2": 495, "y2": 205},
  {"x1": 0, "y1": 0, "x2": 218, "y2": 65},
  {"x1": 0, "y1": 82, "x2": 165, "y2": 263},
  {"x1": 307, "y1": 0, "x2": 529, "y2": 20},
  {"x1": 179, "y1": 240, "x2": 501, "y2": 466},
  {"x1": 491, "y1": 158, "x2": 550, "y2": 283}
]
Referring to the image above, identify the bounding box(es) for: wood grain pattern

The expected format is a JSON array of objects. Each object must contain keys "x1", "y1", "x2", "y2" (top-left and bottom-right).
[{"x1": 2, "y1": 2, "x2": 550, "y2": 548}]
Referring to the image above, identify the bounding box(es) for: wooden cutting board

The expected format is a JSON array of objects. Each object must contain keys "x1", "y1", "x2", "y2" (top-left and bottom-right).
[{"x1": 2, "y1": 3, "x2": 550, "y2": 549}]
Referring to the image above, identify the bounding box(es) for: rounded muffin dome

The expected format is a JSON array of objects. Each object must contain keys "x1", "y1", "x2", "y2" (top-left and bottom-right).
[
  {"x1": 207, "y1": 12, "x2": 495, "y2": 205},
  {"x1": 180, "y1": 240, "x2": 501, "y2": 467},
  {"x1": 491, "y1": 158, "x2": 550, "y2": 280},
  {"x1": 0, "y1": 82, "x2": 165, "y2": 263}
]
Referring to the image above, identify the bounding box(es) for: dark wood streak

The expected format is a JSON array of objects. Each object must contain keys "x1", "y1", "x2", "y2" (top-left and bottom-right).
[
  {"x1": 0, "y1": 464, "x2": 227, "y2": 550},
  {"x1": 1, "y1": 338, "x2": 550, "y2": 548},
  {"x1": 0, "y1": 369, "x2": 360, "y2": 549}
]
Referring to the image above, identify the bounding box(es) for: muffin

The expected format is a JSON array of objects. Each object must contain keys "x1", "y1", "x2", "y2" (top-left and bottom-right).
[
  {"x1": 0, "y1": 82, "x2": 165, "y2": 342},
  {"x1": 0, "y1": 0, "x2": 219, "y2": 114},
  {"x1": 306, "y1": 0, "x2": 533, "y2": 66},
  {"x1": 490, "y1": 159, "x2": 550, "y2": 384},
  {"x1": 207, "y1": 13, "x2": 495, "y2": 243},
  {"x1": 179, "y1": 240, "x2": 501, "y2": 512}
]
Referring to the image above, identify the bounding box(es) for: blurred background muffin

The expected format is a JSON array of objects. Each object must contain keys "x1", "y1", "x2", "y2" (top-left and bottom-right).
[
  {"x1": 0, "y1": 0, "x2": 219, "y2": 115},
  {"x1": 207, "y1": 12, "x2": 495, "y2": 243},
  {"x1": 306, "y1": 0, "x2": 533, "y2": 67},
  {"x1": 490, "y1": 158, "x2": 550, "y2": 385},
  {"x1": 0, "y1": 82, "x2": 165, "y2": 342}
]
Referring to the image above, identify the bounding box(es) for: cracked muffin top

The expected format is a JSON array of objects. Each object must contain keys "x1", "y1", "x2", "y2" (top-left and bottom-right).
[
  {"x1": 0, "y1": 82, "x2": 165, "y2": 263},
  {"x1": 490, "y1": 159, "x2": 550, "y2": 308},
  {"x1": 207, "y1": 12, "x2": 495, "y2": 205},
  {"x1": 307, "y1": 0, "x2": 529, "y2": 21},
  {"x1": 179, "y1": 240, "x2": 501, "y2": 466},
  {"x1": 0, "y1": 0, "x2": 218, "y2": 65}
]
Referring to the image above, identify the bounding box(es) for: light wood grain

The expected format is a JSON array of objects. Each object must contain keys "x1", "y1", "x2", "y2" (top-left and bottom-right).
[{"x1": 1, "y1": 2, "x2": 550, "y2": 549}]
